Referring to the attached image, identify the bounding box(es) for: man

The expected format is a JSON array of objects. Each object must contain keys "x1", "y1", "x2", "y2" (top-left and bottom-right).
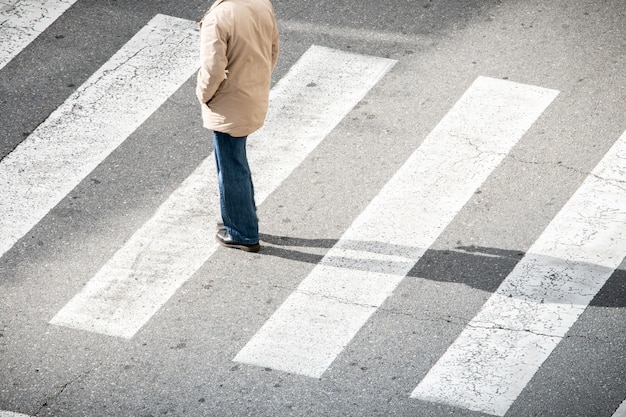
[{"x1": 196, "y1": 0, "x2": 279, "y2": 252}]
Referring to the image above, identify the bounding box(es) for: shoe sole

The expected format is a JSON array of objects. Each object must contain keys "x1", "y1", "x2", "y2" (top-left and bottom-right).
[{"x1": 215, "y1": 235, "x2": 260, "y2": 253}]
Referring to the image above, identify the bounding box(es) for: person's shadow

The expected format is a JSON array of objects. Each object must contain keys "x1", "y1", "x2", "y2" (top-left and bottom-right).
[{"x1": 259, "y1": 233, "x2": 625, "y2": 308}]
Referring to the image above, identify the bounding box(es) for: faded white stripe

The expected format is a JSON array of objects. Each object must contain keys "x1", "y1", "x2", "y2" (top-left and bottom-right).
[
  {"x1": 49, "y1": 45, "x2": 396, "y2": 339},
  {"x1": 234, "y1": 76, "x2": 559, "y2": 378},
  {"x1": 411, "y1": 130, "x2": 626, "y2": 416},
  {"x1": 0, "y1": 0, "x2": 77, "y2": 70},
  {"x1": 0, "y1": 14, "x2": 199, "y2": 259},
  {"x1": 278, "y1": 19, "x2": 419, "y2": 45}
]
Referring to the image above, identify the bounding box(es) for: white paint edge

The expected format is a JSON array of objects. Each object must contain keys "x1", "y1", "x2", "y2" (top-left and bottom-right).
[
  {"x1": 613, "y1": 399, "x2": 626, "y2": 417},
  {"x1": 49, "y1": 45, "x2": 397, "y2": 338},
  {"x1": 0, "y1": 14, "x2": 199, "y2": 259},
  {"x1": 0, "y1": 0, "x2": 78, "y2": 70},
  {"x1": 411, "y1": 129, "x2": 626, "y2": 416},
  {"x1": 234, "y1": 76, "x2": 559, "y2": 378}
]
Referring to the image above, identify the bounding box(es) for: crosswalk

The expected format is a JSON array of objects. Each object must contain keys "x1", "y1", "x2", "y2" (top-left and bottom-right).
[
  {"x1": 0, "y1": 14, "x2": 199, "y2": 260},
  {"x1": 1, "y1": 7, "x2": 624, "y2": 417},
  {"x1": 234, "y1": 76, "x2": 559, "y2": 379},
  {"x1": 0, "y1": 0, "x2": 78, "y2": 71},
  {"x1": 412, "y1": 128, "x2": 626, "y2": 415},
  {"x1": 49, "y1": 43, "x2": 396, "y2": 339}
]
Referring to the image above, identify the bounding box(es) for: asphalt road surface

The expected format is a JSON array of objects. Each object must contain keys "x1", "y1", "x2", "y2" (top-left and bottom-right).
[{"x1": 1, "y1": 0, "x2": 625, "y2": 416}]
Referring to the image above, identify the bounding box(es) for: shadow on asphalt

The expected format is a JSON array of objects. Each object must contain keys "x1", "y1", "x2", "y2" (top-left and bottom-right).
[{"x1": 259, "y1": 233, "x2": 625, "y2": 309}]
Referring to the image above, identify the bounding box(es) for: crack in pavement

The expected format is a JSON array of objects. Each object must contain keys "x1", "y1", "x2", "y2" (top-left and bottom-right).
[{"x1": 34, "y1": 368, "x2": 93, "y2": 416}]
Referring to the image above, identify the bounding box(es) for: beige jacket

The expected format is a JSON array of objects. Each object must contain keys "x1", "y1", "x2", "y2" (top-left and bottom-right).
[{"x1": 196, "y1": 0, "x2": 279, "y2": 137}]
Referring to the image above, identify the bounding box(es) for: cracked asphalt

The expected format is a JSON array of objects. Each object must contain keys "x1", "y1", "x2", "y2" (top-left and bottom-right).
[{"x1": 1, "y1": 0, "x2": 625, "y2": 416}]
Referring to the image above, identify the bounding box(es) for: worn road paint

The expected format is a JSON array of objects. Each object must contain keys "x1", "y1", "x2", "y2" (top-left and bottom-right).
[
  {"x1": 411, "y1": 130, "x2": 626, "y2": 416},
  {"x1": 50, "y1": 45, "x2": 396, "y2": 338},
  {"x1": 0, "y1": 14, "x2": 198, "y2": 259},
  {"x1": 0, "y1": 0, "x2": 77, "y2": 70},
  {"x1": 0, "y1": 412, "x2": 32, "y2": 417},
  {"x1": 278, "y1": 19, "x2": 419, "y2": 45},
  {"x1": 233, "y1": 76, "x2": 559, "y2": 378}
]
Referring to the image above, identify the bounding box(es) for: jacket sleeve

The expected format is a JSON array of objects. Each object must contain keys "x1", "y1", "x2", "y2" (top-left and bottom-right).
[{"x1": 196, "y1": 13, "x2": 228, "y2": 105}]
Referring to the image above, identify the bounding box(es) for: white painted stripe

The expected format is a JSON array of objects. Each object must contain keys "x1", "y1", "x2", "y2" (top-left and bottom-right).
[
  {"x1": 613, "y1": 399, "x2": 626, "y2": 417},
  {"x1": 0, "y1": 412, "x2": 32, "y2": 417},
  {"x1": 411, "y1": 130, "x2": 626, "y2": 416},
  {"x1": 0, "y1": 14, "x2": 199, "y2": 259},
  {"x1": 49, "y1": 45, "x2": 396, "y2": 338},
  {"x1": 0, "y1": 0, "x2": 77, "y2": 70},
  {"x1": 234, "y1": 76, "x2": 559, "y2": 378}
]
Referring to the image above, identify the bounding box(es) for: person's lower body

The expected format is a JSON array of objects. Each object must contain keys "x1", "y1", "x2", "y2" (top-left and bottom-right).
[{"x1": 212, "y1": 131, "x2": 260, "y2": 252}]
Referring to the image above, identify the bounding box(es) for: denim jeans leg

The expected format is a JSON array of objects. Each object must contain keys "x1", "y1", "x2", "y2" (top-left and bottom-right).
[{"x1": 213, "y1": 131, "x2": 259, "y2": 244}]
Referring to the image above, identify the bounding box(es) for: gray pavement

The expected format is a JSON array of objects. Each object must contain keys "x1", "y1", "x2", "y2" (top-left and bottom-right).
[{"x1": 0, "y1": 0, "x2": 624, "y2": 416}]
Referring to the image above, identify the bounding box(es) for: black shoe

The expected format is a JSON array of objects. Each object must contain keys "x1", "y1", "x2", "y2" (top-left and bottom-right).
[{"x1": 215, "y1": 229, "x2": 260, "y2": 253}]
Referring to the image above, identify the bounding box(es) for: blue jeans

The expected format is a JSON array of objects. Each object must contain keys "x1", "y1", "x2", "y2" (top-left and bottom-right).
[{"x1": 213, "y1": 131, "x2": 259, "y2": 244}]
